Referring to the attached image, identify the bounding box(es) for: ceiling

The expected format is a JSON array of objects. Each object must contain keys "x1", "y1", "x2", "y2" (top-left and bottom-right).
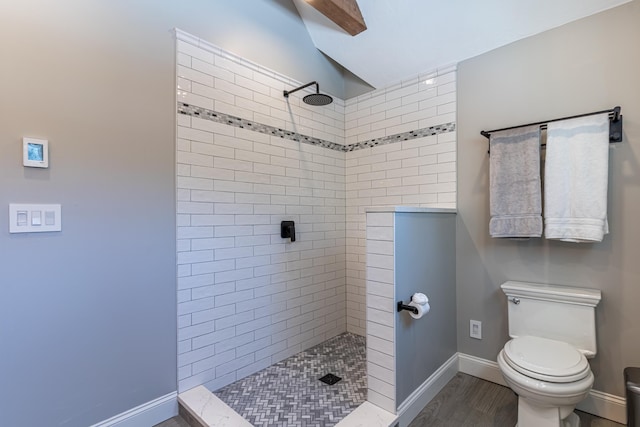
[{"x1": 293, "y1": 0, "x2": 631, "y2": 90}]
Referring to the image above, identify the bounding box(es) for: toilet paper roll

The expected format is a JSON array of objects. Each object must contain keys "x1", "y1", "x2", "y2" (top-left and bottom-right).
[
  {"x1": 412, "y1": 293, "x2": 429, "y2": 305},
  {"x1": 408, "y1": 300, "x2": 430, "y2": 319}
]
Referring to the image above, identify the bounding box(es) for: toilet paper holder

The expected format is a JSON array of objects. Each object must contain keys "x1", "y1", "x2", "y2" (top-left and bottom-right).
[{"x1": 397, "y1": 300, "x2": 419, "y2": 315}]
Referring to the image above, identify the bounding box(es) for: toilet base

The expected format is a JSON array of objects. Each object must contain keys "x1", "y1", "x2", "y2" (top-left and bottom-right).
[
  {"x1": 515, "y1": 397, "x2": 581, "y2": 427},
  {"x1": 564, "y1": 413, "x2": 581, "y2": 427}
]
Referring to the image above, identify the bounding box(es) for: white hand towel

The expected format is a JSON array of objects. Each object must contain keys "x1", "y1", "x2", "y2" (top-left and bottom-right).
[
  {"x1": 489, "y1": 125, "x2": 542, "y2": 238},
  {"x1": 544, "y1": 113, "x2": 610, "y2": 242}
]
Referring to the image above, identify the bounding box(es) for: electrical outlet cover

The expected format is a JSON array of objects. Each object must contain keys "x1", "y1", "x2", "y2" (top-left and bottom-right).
[{"x1": 470, "y1": 320, "x2": 482, "y2": 339}]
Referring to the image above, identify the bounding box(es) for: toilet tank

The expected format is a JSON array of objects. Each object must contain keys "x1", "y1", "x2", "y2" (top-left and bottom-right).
[{"x1": 501, "y1": 281, "x2": 602, "y2": 357}]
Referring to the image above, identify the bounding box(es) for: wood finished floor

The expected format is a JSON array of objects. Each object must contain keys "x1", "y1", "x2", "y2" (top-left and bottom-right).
[
  {"x1": 408, "y1": 373, "x2": 623, "y2": 427},
  {"x1": 155, "y1": 373, "x2": 624, "y2": 427},
  {"x1": 154, "y1": 415, "x2": 190, "y2": 427}
]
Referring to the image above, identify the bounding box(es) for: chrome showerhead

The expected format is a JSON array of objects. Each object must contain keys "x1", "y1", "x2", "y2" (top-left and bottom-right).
[{"x1": 283, "y1": 81, "x2": 333, "y2": 106}]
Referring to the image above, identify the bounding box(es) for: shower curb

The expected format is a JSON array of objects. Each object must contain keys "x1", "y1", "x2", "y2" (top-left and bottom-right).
[{"x1": 178, "y1": 386, "x2": 252, "y2": 427}]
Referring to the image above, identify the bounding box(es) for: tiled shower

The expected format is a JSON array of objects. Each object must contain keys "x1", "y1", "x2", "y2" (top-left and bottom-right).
[{"x1": 174, "y1": 27, "x2": 457, "y2": 416}]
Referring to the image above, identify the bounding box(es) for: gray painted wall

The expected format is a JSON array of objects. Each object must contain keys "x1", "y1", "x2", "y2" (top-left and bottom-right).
[
  {"x1": 168, "y1": 0, "x2": 347, "y2": 98},
  {"x1": 0, "y1": 1, "x2": 347, "y2": 425},
  {"x1": 456, "y1": 1, "x2": 640, "y2": 396},
  {"x1": 395, "y1": 212, "x2": 456, "y2": 406}
]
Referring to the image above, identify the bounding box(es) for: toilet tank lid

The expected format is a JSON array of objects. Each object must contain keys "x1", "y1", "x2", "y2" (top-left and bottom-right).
[{"x1": 501, "y1": 281, "x2": 601, "y2": 307}]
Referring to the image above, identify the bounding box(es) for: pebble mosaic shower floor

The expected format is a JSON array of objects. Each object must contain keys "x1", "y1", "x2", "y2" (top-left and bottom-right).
[{"x1": 214, "y1": 332, "x2": 367, "y2": 427}]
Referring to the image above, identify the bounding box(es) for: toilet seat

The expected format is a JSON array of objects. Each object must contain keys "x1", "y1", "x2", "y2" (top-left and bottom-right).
[{"x1": 503, "y1": 336, "x2": 590, "y2": 383}]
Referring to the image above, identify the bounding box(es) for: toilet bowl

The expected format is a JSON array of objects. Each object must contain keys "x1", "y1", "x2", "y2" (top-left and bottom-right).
[
  {"x1": 497, "y1": 281, "x2": 602, "y2": 427},
  {"x1": 497, "y1": 338, "x2": 594, "y2": 427}
]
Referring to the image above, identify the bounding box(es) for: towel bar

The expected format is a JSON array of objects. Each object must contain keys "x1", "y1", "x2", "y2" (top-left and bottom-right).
[{"x1": 481, "y1": 106, "x2": 623, "y2": 154}]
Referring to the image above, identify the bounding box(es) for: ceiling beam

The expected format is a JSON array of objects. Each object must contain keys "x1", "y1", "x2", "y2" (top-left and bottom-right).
[{"x1": 304, "y1": 0, "x2": 367, "y2": 36}]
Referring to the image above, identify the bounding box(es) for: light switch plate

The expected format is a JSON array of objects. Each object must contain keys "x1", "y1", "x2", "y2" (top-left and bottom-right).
[{"x1": 9, "y1": 204, "x2": 61, "y2": 233}]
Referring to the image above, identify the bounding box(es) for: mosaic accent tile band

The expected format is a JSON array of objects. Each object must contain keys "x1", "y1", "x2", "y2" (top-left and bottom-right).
[
  {"x1": 214, "y1": 332, "x2": 366, "y2": 427},
  {"x1": 178, "y1": 102, "x2": 455, "y2": 152}
]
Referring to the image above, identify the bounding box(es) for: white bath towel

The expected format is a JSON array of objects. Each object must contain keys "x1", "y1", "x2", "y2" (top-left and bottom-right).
[
  {"x1": 489, "y1": 125, "x2": 542, "y2": 238},
  {"x1": 544, "y1": 113, "x2": 610, "y2": 242}
]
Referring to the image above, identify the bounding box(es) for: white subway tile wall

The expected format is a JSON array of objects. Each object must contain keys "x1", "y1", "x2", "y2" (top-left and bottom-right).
[
  {"x1": 176, "y1": 33, "x2": 347, "y2": 392},
  {"x1": 175, "y1": 29, "x2": 457, "y2": 393},
  {"x1": 345, "y1": 71, "x2": 457, "y2": 335},
  {"x1": 365, "y1": 212, "x2": 396, "y2": 413}
]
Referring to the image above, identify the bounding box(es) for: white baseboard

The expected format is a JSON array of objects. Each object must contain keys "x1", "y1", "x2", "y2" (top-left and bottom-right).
[
  {"x1": 458, "y1": 353, "x2": 507, "y2": 387},
  {"x1": 90, "y1": 392, "x2": 178, "y2": 427},
  {"x1": 579, "y1": 388, "x2": 627, "y2": 425},
  {"x1": 395, "y1": 353, "x2": 459, "y2": 427},
  {"x1": 457, "y1": 353, "x2": 627, "y2": 425}
]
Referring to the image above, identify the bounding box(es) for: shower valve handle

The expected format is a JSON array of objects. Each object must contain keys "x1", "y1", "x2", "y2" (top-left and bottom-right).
[{"x1": 281, "y1": 221, "x2": 296, "y2": 242}]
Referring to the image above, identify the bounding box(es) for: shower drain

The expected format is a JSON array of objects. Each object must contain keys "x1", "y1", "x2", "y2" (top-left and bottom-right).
[{"x1": 319, "y1": 373, "x2": 342, "y2": 385}]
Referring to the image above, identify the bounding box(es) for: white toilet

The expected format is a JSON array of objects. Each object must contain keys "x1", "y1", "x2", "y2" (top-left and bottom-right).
[{"x1": 497, "y1": 281, "x2": 601, "y2": 427}]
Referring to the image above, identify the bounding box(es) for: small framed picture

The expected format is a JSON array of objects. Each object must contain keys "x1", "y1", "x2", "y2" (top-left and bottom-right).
[{"x1": 23, "y1": 137, "x2": 49, "y2": 168}]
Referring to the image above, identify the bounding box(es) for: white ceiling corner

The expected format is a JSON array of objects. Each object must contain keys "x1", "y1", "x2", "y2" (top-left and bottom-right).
[{"x1": 293, "y1": 0, "x2": 631, "y2": 91}]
